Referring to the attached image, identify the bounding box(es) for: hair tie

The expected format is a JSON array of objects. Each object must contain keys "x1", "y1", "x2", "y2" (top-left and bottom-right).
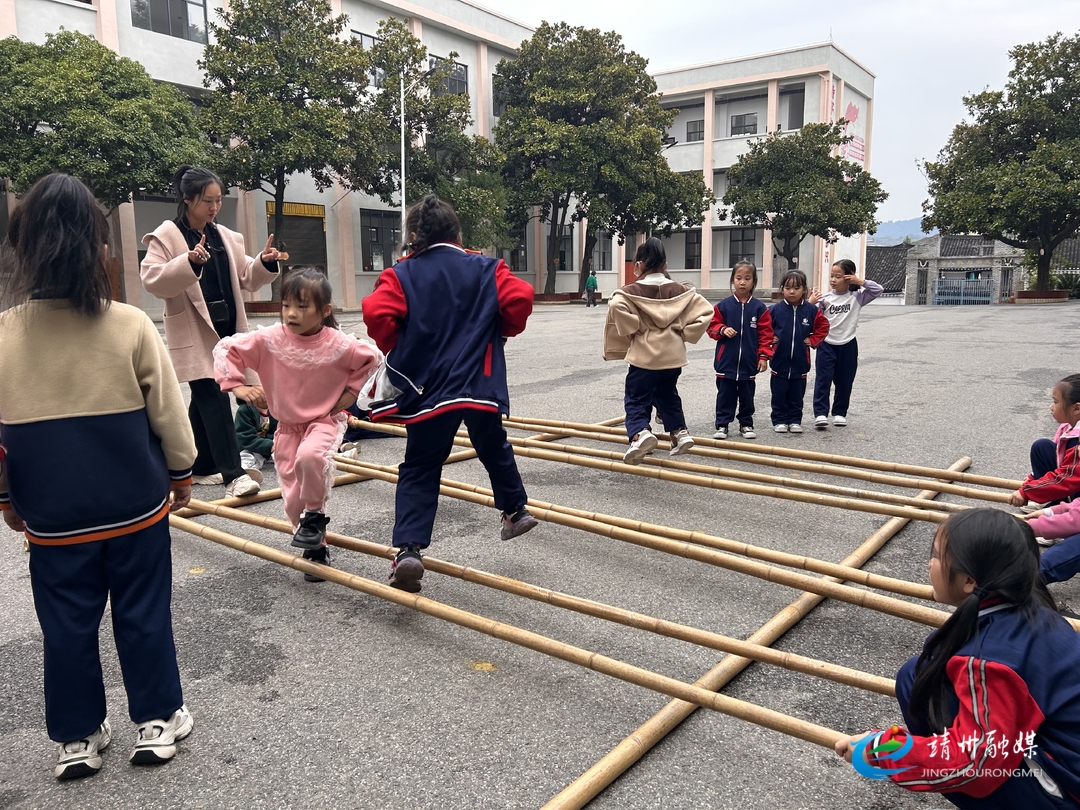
[{"x1": 973, "y1": 586, "x2": 990, "y2": 601}]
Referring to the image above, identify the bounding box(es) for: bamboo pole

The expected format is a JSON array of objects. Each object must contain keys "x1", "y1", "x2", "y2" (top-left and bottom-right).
[
  {"x1": 540, "y1": 457, "x2": 971, "y2": 810},
  {"x1": 503, "y1": 415, "x2": 1021, "y2": 490},
  {"x1": 337, "y1": 458, "x2": 934, "y2": 602},
  {"x1": 168, "y1": 514, "x2": 846, "y2": 749},
  {"x1": 330, "y1": 457, "x2": 951, "y2": 627},
  {"x1": 185, "y1": 499, "x2": 895, "y2": 696}
]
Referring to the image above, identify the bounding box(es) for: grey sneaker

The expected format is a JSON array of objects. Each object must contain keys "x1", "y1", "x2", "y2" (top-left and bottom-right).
[
  {"x1": 224, "y1": 473, "x2": 260, "y2": 498},
  {"x1": 389, "y1": 546, "x2": 425, "y2": 593},
  {"x1": 501, "y1": 507, "x2": 539, "y2": 540},
  {"x1": 192, "y1": 473, "x2": 224, "y2": 486},
  {"x1": 669, "y1": 429, "x2": 695, "y2": 456},
  {"x1": 55, "y1": 720, "x2": 111, "y2": 779},
  {"x1": 130, "y1": 705, "x2": 192, "y2": 765},
  {"x1": 623, "y1": 429, "x2": 658, "y2": 465}
]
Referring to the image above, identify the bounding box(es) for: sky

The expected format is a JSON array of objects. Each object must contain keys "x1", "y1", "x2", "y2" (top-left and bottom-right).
[{"x1": 474, "y1": 0, "x2": 1080, "y2": 223}]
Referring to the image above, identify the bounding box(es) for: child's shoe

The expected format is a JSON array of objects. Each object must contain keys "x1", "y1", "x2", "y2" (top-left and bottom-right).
[
  {"x1": 669, "y1": 429, "x2": 695, "y2": 456},
  {"x1": 623, "y1": 429, "x2": 658, "y2": 465},
  {"x1": 832, "y1": 415, "x2": 847, "y2": 427},
  {"x1": 192, "y1": 473, "x2": 224, "y2": 486},
  {"x1": 302, "y1": 543, "x2": 331, "y2": 582},
  {"x1": 713, "y1": 426, "x2": 728, "y2": 440},
  {"x1": 388, "y1": 545, "x2": 425, "y2": 593},
  {"x1": 814, "y1": 415, "x2": 828, "y2": 429},
  {"x1": 240, "y1": 466, "x2": 264, "y2": 485},
  {"x1": 338, "y1": 441, "x2": 361, "y2": 461},
  {"x1": 292, "y1": 510, "x2": 330, "y2": 550},
  {"x1": 1036, "y1": 535, "x2": 1061, "y2": 548},
  {"x1": 788, "y1": 424, "x2": 804, "y2": 434},
  {"x1": 739, "y1": 425, "x2": 756, "y2": 440},
  {"x1": 773, "y1": 424, "x2": 788, "y2": 434},
  {"x1": 1021, "y1": 501, "x2": 1051, "y2": 515},
  {"x1": 501, "y1": 507, "x2": 539, "y2": 540},
  {"x1": 224, "y1": 473, "x2": 260, "y2": 498},
  {"x1": 55, "y1": 720, "x2": 111, "y2": 779},
  {"x1": 130, "y1": 705, "x2": 192, "y2": 765}
]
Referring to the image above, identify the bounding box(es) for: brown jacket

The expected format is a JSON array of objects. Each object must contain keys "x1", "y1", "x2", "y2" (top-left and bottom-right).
[
  {"x1": 140, "y1": 221, "x2": 278, "y2": 382},
  {"x1": 603, "y1": 280, "x2": 713, "y2": 369}
]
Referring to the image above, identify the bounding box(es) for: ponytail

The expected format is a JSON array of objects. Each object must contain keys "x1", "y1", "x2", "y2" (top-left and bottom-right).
[
  {"x1": 173, "y1": 165, "x2": 223, "y2": 221},
  {"x1": 402, "y1": 194, "x2": 461, "y2": 254},
  {"x1": 633, "y1": 237, "x2": 670, "y2": 278}
]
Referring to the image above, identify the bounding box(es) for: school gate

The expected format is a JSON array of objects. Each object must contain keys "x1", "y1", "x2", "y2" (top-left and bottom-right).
[{"x1": 931, "y1": 278, "x2": 995, "y2": 306}]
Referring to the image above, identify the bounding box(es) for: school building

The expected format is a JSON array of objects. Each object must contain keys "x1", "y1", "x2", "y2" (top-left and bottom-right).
[{"x1": 0, "y1": 0, "x2": 874, "y2": 315}]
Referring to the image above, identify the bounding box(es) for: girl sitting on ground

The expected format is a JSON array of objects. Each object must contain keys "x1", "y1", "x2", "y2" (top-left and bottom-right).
[{"x1": 1008, "y1": 374, "x2": 1080, "y2": 510}]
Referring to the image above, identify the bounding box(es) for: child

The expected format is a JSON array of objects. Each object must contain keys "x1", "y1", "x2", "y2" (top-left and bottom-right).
[
  {"x1": 0, "y1": 174, "x2": 197, "y2": 778},
  {"x1": 234, "y1": 401, "x2": 277, "y2": 480},
  {"x1": 585, "y1": 269, "x2": 599, "y2": 307},
  {"x1": 1022, "y1": 499, "x2": 1080, "y2": 584},
  {"x1": 362, "y1": 194, "x2": 537, "y2": 594},
  {"x1": 707, "y1": 260, "x2": 774, "y2": 439},
  {"x1": 214, "y1": 266, "x2": 382, "y2": 582},
  {"x1": 604, "y1": 237, "x2": 713, "y2": 464},
  {"x1": 812, "y1": 259, "x2": 882, "y2": 428},
  {"x1": 835, "y1": 509, "x2": 1080, "y2": 808},
  {"x1": 1008, "y1": 375, "x2": 1080, "y2": 509},
  {"x1": 768, "y1": 270, "x2": 828, "y2": 434}
]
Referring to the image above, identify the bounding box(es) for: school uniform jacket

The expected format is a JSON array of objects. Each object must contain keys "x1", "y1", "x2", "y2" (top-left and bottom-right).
[
  {"x1": 361, "y1": 243, "x2": 534, "y2": 423},
  {"x1": 707, "y1": 295, "x2": 774, "y2": 380},
  {"x1": 1021, "y1": 421, "x2": 1080, "y2": 505},
  {"x1": 0, "y1": 301, "x2": 196, "y2": 544},
  {"x1": 867, "y1": 604, "x2": 1080, "y2": 802},
  {"x1": 768, "y1": 300, "x2": 829, "y2": 378}
]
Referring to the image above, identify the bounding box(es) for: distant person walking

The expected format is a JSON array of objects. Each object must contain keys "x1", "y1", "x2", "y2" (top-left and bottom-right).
[{"x1": 585, "y1": 269, "x2": 598, "y2": 307}]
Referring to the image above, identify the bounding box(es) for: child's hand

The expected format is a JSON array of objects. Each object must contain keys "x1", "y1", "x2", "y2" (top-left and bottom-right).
[
  {"x1": 1007, "y1": 490, "x2": 1027, "y2": 507},
  {"x1": 722, "y1": 326, "x2": 737, "y2": 338},
  {"x1": 233, "y1": 385, "x2": 268, "y2": 412},
  {"x1": 834, "y1": 732, "x2": 874, "y2": 764},
  {"x1": 771, "y1": 336, "x2": 779, "y2": 346},
  {"x1": 3, "y1": 509, "x2": 26, "y2": 533},
  {"x1": 804, "y1": 337, "x2": 812, "y2": 344},
  {"x1": 807, "y1": 289, "x2": 822, "y2": 305},
  {"x1": 845, "y1": 274, "x2": 863, "y2": 287},
  {"x1": 347, "y1": 417, "x2": 364, "y2": 430},
  {"x1": 757, "y1": 358, "x2": 768, "y2": 373},
  {"x1": 170, "y1": 484, "x2": 192, "y2": 512}
]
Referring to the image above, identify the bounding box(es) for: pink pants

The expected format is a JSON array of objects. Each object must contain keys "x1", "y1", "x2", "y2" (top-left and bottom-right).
[{"x1": 274, "y1": 415, "x2": 346, "y2": 528}]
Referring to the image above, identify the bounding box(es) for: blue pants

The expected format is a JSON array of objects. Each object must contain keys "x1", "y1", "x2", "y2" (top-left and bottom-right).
[
  {"x1": 29, "y1": 518, "x2": 183, "y2": 743},
  {"x1": 1032, "y1": 438, "x2": 1058, "y2": 479},
  {"x1": 813, "y1": 339, "x2": 858, "y2": 418},
  {"x1": 715, "y1": 377, "x2": 756, "y2": 428},
  {"x1": 393, "y1": 409, "x2": 528, "y2": 549},
  {"x1": 770, "y1": 374, "x2": 808, "y2": 426},
  {"x1": 1040, "y1": 535, "x2": 1080, "y2": 584},
  {"x1": 625, "y1": 366, "x2": 686, "y2": 439},
  {"x1": 895, "y1": 657, "x2": 1077, "y2": 809}
]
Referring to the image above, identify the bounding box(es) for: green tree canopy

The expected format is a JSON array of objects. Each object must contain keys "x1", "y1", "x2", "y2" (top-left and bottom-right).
[
  {"x1": 721, "y1": 122, "x2": 887, "y2": 269},
  {"x1": 494, "y1": 22, "x2": 711, "y2": 293},
  {"x1": 923, "y1": 32, "x2": 1080, "y2": 291},
  {"x1": 0, "y1": 31, "x2": 204, "y2": 210}
]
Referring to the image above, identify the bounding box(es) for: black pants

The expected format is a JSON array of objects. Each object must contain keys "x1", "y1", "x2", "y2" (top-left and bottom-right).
[
  {"x1": 624, "y1": 365, "x2": 686, "y2": 439},
  {"x1": 813, "y1": 339, "x2": 858, "y2": 418},
  {"x1": 188, "y1": 378, "x2": 244, "y2": 484},
  {"x1": 585, "y1": 289, "x2": 596, "y2": 307},
  {"x1": 715, "y1": 377, "x2": 756, "y2": 428},
  {"x1": 770, "y1": 374, "x2": 808, "y2": 426}
]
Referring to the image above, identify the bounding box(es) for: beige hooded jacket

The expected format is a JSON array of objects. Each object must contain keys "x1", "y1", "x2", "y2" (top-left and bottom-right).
[{"x1": 603, "y1": 279, "x2": 713, "y2": 369}]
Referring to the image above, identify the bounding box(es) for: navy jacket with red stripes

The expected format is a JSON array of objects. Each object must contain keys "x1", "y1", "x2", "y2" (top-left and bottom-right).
[{"x1": 361, "y1": 243, "x2": 534, "y2": 423}]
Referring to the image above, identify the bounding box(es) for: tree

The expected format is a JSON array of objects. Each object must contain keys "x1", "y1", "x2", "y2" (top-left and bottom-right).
[
  {"x1": 199, "y1": 0, "x2": 389, "y2": 249},
  {"x1": 0, "y1": 31, "x2": 204, "y2": 210},
  {"x1": 494, "y1": 22, "x2": 711, "y2": 294},
  {"x1": 923, "y1": 32, "x2": 1080, "y2": 291},
  {"x1": 720, "y1": 122, "x2": 887, "y2": 270}
]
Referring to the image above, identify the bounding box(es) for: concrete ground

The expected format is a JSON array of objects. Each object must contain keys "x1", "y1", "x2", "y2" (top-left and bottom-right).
[{"x1": 1, "y1": 300, "x2": 1078, "y2": 809}]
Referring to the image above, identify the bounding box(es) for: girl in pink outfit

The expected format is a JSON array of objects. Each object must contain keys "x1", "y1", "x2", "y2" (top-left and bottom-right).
[{"x1": 213, "y1": 267, "x2": 381, "y2": 580}]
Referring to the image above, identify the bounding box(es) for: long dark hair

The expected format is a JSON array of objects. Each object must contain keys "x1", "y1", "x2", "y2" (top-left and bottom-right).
[
  {"x1": 3, "y1": 173, "x2": 111, "y2": 316},
  {"x1": 173, "y1": 165, "x2": 223, "y2": 222},
  {"x1": 832, "y1": 258, "x2": 861, "y2": 289},
  {"x1": 1057, "y1": 374, "x2": 1080, "y2": 408},
  {"x1": 908, "y1": 509, "x2": 1056, "y2": 731},
  {"x1": 402, "y1": 194, "x2": 461, "y2": 254},
  {"x1": 634, "y1": 237, "x2": 670, "y2": 277},
  {"x1": 280, "y1": 265, "x2": 338, "y2": 329}
]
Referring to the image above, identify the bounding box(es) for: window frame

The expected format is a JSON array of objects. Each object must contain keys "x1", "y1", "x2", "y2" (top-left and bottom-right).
[
  {"x1": 729, "y1": 228, "x2": 757, "y2": 268},
  {"x1": 686, "y1": 119, "x2": 705, "y2": 142},
  {"x1": 685, "y1": 230, "x2": 702, "y2": 270},
  {"x1": 731, "y1": 113, "x2": 758, "y2": 137}
]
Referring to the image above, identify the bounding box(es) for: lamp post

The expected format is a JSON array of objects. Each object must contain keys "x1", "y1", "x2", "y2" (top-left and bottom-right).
[{"x1": 400, "y1": 67, "x2": 437, "y2": 244}]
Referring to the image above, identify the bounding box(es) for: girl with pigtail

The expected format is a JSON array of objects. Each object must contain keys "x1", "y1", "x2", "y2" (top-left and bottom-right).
[{"x1": 835, "y1": 509, "x2": 1080, "y2": 808}]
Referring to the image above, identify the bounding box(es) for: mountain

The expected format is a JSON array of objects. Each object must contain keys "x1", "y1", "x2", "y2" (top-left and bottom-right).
[{"x1": 869, "y1": 217, "x2": 937, "y2": 246}]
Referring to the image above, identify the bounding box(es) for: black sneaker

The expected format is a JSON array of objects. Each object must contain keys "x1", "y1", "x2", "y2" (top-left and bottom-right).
[
  {"x1": 500, "y1": 507, "x2": 539, "y2": 541},
  {"x1": 292, "y1": 511, "x2": 330, "y2": 550},
  {"x1": 388, "y1": 545, "x2": 424, "y2": 593},
  {"x1": 302, "y1": 544, "x2": 331, "y2": 583}
]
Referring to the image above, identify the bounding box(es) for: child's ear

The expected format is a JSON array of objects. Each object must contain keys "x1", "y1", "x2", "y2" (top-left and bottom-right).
[{"x1": 322, "y1": 303, "x2": 334, "y2": 319}]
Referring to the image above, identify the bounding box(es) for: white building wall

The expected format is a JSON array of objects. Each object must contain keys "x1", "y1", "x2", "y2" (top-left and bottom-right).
[{"x1": 15, "y1": 0, "x2": 96, "y2": 41}]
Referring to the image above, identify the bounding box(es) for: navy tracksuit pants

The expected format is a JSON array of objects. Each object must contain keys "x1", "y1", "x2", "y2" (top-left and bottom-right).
[
  {"x1": 29, "y1": 517, "x2": 183, "y2": 743},
  {"x1": 715, "y1": 377, "x2": 756, "y2": 428},
  {"x1": 770, "y1": 374, "x2": 808, "y2": 426},
  {"x1": 624, "y1": 365, "x2": 686, "y2": 439},
  {"x1": 1032, "y1": 436, "x2": 1080, "y2": 585},
  {"x1": 813, "y1": 339, "x2": 859, "y2": 418},
  {"x1": 393, "y1": 409, "x2": 528, "y2": 549}
]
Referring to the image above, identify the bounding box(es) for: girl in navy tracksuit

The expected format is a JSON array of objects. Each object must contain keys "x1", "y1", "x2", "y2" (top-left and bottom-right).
[
  {"x1": 836, "y1": 509, "x2": 1080, "y2": 808},
  {"x1": 361, "y1": 195, "x2": 537, "y2": 594},
  {"x1": 707, "y1": 260, "x2": 773, "y2": 439},
  {"x1": 768, "y1": 270, "x2": 829, "y2": 433}
]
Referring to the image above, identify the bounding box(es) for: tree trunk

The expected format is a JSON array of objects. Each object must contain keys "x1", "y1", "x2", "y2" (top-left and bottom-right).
[
  {"x1": 1035, "y1": 246, "x2": 1052, "y2": 292},
  {"x1": 579, "y1": 227, "x2": 597, "y2": 293},
  {"x1": 544, "y1": 191, "x2": 566, "y2": 295},
  {"x1": 269, "y1": 167, "x2": 287, "y2": 301},
  {"x1": 772, "y1": 233, "x2": 804, "y2": 276}
]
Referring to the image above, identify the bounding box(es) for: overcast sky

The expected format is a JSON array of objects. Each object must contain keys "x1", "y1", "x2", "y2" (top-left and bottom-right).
[{"x1": 475, "y1": 0, "x2": 1079, "y2": 223}]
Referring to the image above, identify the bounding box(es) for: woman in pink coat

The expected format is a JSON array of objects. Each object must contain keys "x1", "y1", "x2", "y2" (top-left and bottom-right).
[{"x1": 140, "y1": 166, "x2": 282, "y2": 498}]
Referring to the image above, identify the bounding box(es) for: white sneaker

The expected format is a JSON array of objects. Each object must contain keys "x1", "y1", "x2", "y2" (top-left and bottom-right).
[
  {"x1": 1037, "y1": 536, "x2": 1062, "y2": 547},
  {"x1": 814, "y1": 416, "x2": 828, "y2": 429},
  {"x1": 739, "y1": 425, "x2": 756, "y2": 440},
  {"x1": 623, "y1": 430, "x2": 658, "y2": 465},
  {"x1": 788, "y1": 424, "x2": 804, "y2": 434},
  {"x1": 241, "y1": 467, "x2": 264, "y2": 485},
  {"x1": 338, "y1": 442, "x2": 361, "y2": 461},
  {"x1": 55, "y1": 719, "x2": 111, "y2": 779},
  {"x1": 130, "y1": 705, "x2": 193, "y2": 765},
  {"x1": 192, "y1": 473, "x2": 224, "y2": 486},
  {"x1": 713, "y1": 427, "x2": 728, "y2": 440},
  {"x1": 832, "y1": 415, "x2": 847, "y2": 427},
  {"x1": 669, "y1": 429, "x2": 695, "y2": 456},
  {"x1": 773, "y1": 424, "x2": 788, "y2": 434},
  {"x1": 1022, "y1": 501, "x2": 1051, "y2": 515},
  {"x1": 224, "y1": 473, "x2": 260, "y2": 498}
]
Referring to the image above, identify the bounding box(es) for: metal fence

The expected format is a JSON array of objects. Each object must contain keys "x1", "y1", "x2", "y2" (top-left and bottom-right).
[{"x1": 931, "y1": 278, "x2": 995, "y2": 306}]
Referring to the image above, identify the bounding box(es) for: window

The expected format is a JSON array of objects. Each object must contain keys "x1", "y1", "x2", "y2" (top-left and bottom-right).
[
  {"x1": 359, "y1": 210, "x2": 402, "y2": 271},
  {"x1": 685, "y1": 231, "x2": 701, "y2": 270},
  {"x1": 556, "y1": 224, "x2": 574, "y2": 271},
  {"x1": 592, "y1": 232, "x2": 612, "y2": 273},
  {"x1": 430, "y1": 57, "x2": 468, "y2": 96},
  {"x1": 729, "y1": 228, "x2": 756, "y2": 267},
  {"x1": 712, "y1": 170, "x2": 726, "y2": 197},
  {"x1": 131, "y1": 0, "x2": 207, "y2": 43},
  {"x1": 731, "y1": 113, "x2": 758, "y2": 136},
  {"x1": 493, "y1": 76, "x2": 507, "y2": 117},
  {"x1": 351, "y1": 31, "x2": 385, "y2": 88},
  {"x1": 786, "y1": 90, "x2": 805, "y2": 130},
  {"x1": 686, "y1": 120, "x2": 705, "y2": 142},
  {"x1": 499, "y1": 229, "x2": 527, "y2": 273}
]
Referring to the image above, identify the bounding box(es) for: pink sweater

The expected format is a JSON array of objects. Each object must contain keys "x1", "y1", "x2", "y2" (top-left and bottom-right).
[
  {"x1": 213, "y1": 324, "x2": 382, "y2": 426},
  {"x1": 1029, "y1": 501, "x2": 1080, "y2": 540}
]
